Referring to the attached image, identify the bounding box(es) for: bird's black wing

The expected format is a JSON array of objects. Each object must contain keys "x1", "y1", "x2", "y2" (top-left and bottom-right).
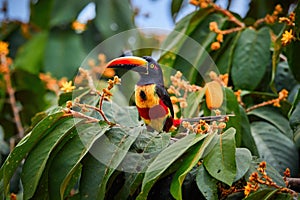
[{"x1": 155, "y1": 84, "x2": 174, "y2": 117}]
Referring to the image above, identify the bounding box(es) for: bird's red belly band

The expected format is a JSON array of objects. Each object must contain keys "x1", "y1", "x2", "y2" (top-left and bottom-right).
[{"x1": 137, "y1": 100, "x2": 169, "y2": 120}]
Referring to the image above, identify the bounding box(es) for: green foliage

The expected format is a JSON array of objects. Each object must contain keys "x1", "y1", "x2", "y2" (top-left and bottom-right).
[
  {"x1": 1, "y1": 0, "x2": 300, "y2": 199},
  {"x1": 231, "y1": 27, "x2": 271, "y2": 90}
]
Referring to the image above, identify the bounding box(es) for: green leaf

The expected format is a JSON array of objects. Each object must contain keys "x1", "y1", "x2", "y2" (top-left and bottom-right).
[
  {"x1": 14, "y1": 31, "x2": 48, "y2": 74},
  {"x1": 223, "y1": 88, "x2": 242, "y2": 146},
  {"x1": 171, "y1": 0, "x2": 184, "y2": 21},
  {"x1": 94, "y1": 1, "x2": 134, "y2": 38},
  {"x1": 239, "y1": 106, "x2": 259, "y2": 156},
  {"x1": 50, "y1": 0, "x2": 91, "y2": 27},
  {"x1": 196, "y1": 164, "x2": 219, "y2": 200},
  {"x1": 44, "y1": 30, "x2": 86, "y2": 79},
  {"x1": 168, "y1": 14, "x2": 226, "y2": 84},
  {"x1": 30, "y1": 0, "x2": 54, "y2": 29},
  {"x1": 251, "y1": 121, "x2": 299, "y2": 176},
  {"x1": 21, "y1": 118, "x2": 79, "y2": 200},
  {"x1": 203, "y1": 128, "x2": 236, "y2": 186},
  {"x1": 0, "y1": 126, "x2": 9, "y2": 155},
  {"x1": 286, "y1": 4, "x2": 300, "y2": 82},
  {"x1": 115, "y1": 132, "x2": 171, "y2": 200},
  {"x1": 95, "y1": 126, "x2": 142, "y2": 199},
  {"x1": 245, "y1": 189, "x2": 279, "y2": 200},
  {"x1": 293, "y1": 128, "x2": 300, "y2": 148},
  {"x1": 101, "y1": 101, "x2": 140, "y2": 127},
  {"x1": 0, "y1": 111, "x2": 64, "y2": 195},
  {"x1": 31, "y1": 127, "x2": 78, "y2": 199},
  {"x1": 159, "y1": 7, "x2": 217, "y2": 83},
  {"x1": 214, "y1": 31, "x2": 242, "y2": 74},
  {"x1": 114, "y1": 173, "x2": 144, "y2": 200},
  {"x1": 183, "y1": 89, "x2": 205, "y2": 118},
  {"x1": 270, "y1": 32, "x2": 285, "y2": 92},
  {"x1": 170, "y1": 132, "x2": 217, "y2": 200},
  {"x1": 231, "y1": 27, "x2": 271, "y2": 90},
  {"x1": 289, "y1": 94, "x2": 300, "y2": 132},
  {"x1": 47, "y1": 122, "x2": 110, "y2": 199},
  {"x1": 248, "y1": 107, "x2": 293, "y2": 139},
  {"x1": 234, "y1": 148, "x2": 252, "y2": 182},
  {"x1": 137, "y1": 133, "x2": 207, "y2": 200},
  {"x1": 79, "y1": 126, "x2": 141, "y2": 200},
  {"x1": 80, "y1": 153, "x2": 106, "y2": 200}
]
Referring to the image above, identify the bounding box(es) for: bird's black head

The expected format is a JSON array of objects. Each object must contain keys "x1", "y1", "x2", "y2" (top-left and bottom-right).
[{"x1": 106, "y1": 56, "x2": 164, "y2": 86}]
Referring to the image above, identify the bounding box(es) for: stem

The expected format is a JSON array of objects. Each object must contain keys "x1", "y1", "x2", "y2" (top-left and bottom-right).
[
  {"x1": 98, "y1": 92, "x2": 111, "y2": 123},
  {"x1": 1, "y1": 55, "x2": 24, "y2": 138},
  {"x1": 75, "y1": 101, "x2": 111, "y2": 124},
  {"x1": 220, "y1": 26, "x2": 244, "y2": 35},
  {"x1": 212, "y1": 4, "x2": 245, "y2": 28},
  {"x1": 67, "y1": 109, "x2": 100, "y2": 123},
  {"x1": 253, "y1": 18, "x2": 266, "y2": 28}
]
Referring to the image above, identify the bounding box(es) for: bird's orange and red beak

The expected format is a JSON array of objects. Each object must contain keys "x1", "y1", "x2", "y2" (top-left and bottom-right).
[{"x1": 106, "y1": 56, "x2": 148, "y2": 74}]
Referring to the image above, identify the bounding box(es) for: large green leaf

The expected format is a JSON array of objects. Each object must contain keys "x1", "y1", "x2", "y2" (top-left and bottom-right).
[
  {"x1": 115, "y1": 132, "x2": 171, "y2": 200},
  {"x1": 30, "y1": 0, "x2": 91, "y2": 29},
  {"x1": 0, "y1": 111, "x2": 65, "y2": 195},
  {"x1": 159, "y1": 7, "x2": 217, "y2": 83},
  {"x1": 213, "y1": 31, "x2": 242, "y2": 74},
  {"x1": 170, "y1": 132, "x2": 217, "y2": 200},
  {"x1": 196, "y1": 164, "x2": 219, "y2": 200},
  {"x1": 30, "y1": 0, "x2": 54, "y2": 29},
  {"x1": 21, "y1": 118, "x2": 80, "y2": 200},
  {"x1": 14, "y1": 32, "x2": 48, "y2": 74},
  {"x1": 167, "y1": 14, "x2": 226, "y2": 84},
  {"x1": 223, "y1": 88, "x2": 242, "y2": 146},
  {"x1": 251, "y1": 121, "x2": 299, "y2": 176},
  {"x1": 203, "y1": 128, "x2": 236, "y2": 186},
  {"x1": 101, "y1": 101, "x2": 140, "y2": 127},
  {"x1": 50, "y1": 0, "x2": 91, "y2": 27},
  {"x1": 48, "y1": 122, "x2": 110, "y2": 200},
  {"x1": 79, "y1": 126, "x2": 142, "y2": 200},
  {"x1": 95, "y1": 126, "x2": 142, "y2": 199},
  {"x1": 137, "y1": 133, "x2": 207, "y2": 200},
  {"x1": 44, "y1": 30, "x2": 86, "y2": 79},
  {"x1": 94, "y1": 0, "x2": 135, "y2": 38},
  {"x1": 31, "y1": 127, "x2": 78, "y2": 199},
  {"x1": 231, "y1": 27, "x2": 271, "y2": 90},
  {"x1": 248, "y1": 107, "x2": 293, "y2": 139},
  {"x1": 234, "y1": 148, "x2": 252, "y2": 182},
  {"x1": 239, "y1": 106, "x2": 259, "y2": 156},
  {"x1": 79, "y1": 153, "x2": 106, "y2": 200}
]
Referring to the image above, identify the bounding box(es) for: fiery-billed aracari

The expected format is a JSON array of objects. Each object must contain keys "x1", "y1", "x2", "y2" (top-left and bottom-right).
[
  {"x1": 106, "y1": 56, "x2": 230, "y2": 132},
  {"x1": 106, "y1": 56, "x2": 178, "y2": 132}
]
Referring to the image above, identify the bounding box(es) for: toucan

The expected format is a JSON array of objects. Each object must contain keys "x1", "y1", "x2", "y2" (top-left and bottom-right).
[
  {"x1": 106, "y1": 56, "x2": 177, "y2": 132},
  {"x1": 106, "y1": 56, "x2": 230, "y2": 132}
]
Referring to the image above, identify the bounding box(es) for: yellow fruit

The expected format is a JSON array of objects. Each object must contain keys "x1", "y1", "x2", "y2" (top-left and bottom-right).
[{"x1": 205, "y1": 81, "x2": 223, "y2": 109}]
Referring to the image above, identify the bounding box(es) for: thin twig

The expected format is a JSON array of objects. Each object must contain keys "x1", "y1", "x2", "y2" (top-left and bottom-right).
[
  {"x1": 220, "y1": 26, "x2": 244, "y2": 35},
  {"x1": 1, "y1": 55, "x2": 24, "y2": 138},
  {"x1": 64, "y1": 109, "x2": 100, "y2": 123},
  {"x1": 212, "y1": 4, "x2": 245, "y2": 28},
  {"x1": 75, "y1": 101, "x2": 111, "y2": 124}
]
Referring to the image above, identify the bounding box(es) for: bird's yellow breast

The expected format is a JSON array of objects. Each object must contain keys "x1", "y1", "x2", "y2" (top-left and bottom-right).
[{"x1": 135, "y1": 84, "x2": 159, "y2": 108}]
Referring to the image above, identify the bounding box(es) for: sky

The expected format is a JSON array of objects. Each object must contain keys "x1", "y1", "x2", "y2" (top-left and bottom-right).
[{"x1": 0, "y1": 0, "x2": 250, "y2": 30}]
